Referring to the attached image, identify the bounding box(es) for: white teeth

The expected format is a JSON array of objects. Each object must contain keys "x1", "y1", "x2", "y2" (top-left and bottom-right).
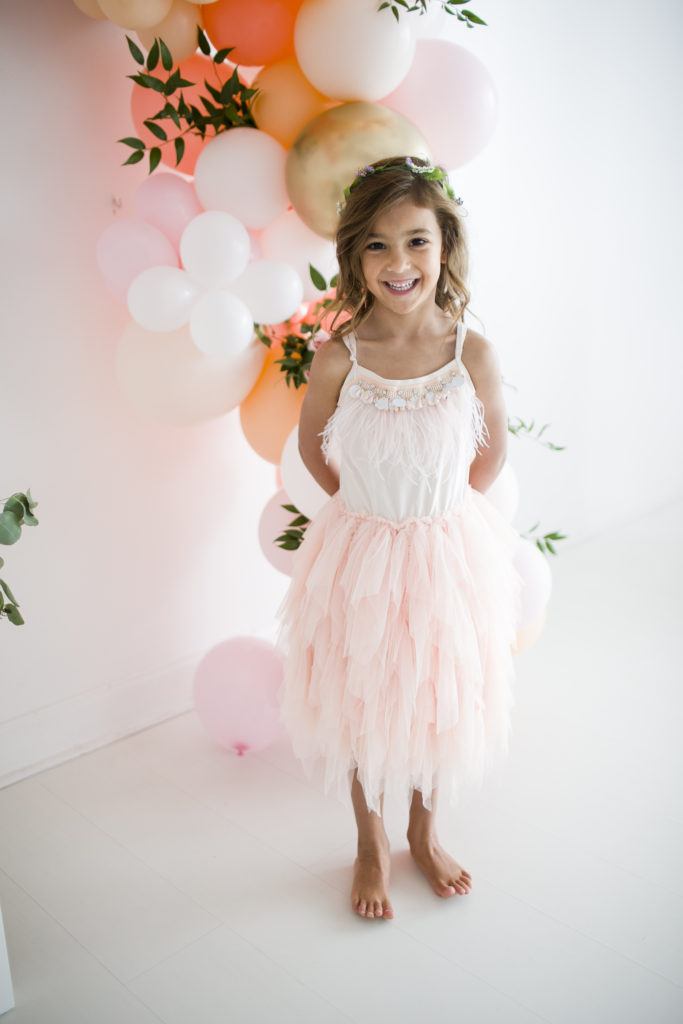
[{"x1": 385, "y1": 280, "x2": 416, "y2": 292}]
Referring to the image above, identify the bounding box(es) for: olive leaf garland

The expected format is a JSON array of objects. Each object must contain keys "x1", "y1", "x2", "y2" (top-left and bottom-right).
[
  {"x1": 378, "y1": 0, "x2": 486, "y2": 27},
  {"x1": 118, "y1": 28, "x2": 258, "y2": 175}
]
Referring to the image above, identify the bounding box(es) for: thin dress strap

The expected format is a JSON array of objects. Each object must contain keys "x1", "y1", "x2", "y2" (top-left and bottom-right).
[
  {"x1": 454, "y1": 319, "x2": 467, "y2": 365},
  {"x1": 340, "y1": 330, "x2": 357, "y2": 363}
]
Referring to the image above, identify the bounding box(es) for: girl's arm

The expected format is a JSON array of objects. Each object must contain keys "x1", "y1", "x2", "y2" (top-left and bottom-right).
[
  {"x1": 462, "y1": 331, "x2": 508, "y2": 494},
  {"x1": 298, "y1": 337, "x2": 351, "y2": 496}
]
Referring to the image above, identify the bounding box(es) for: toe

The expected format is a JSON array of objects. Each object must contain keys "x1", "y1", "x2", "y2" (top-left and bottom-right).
[
  {"x1": 383, "y1": 901, "x2": 394, "y2": 920},
  {"x1": 439, "y1": 883, "x2": 456, "y2": 897},
  {"x1": 374, "y1": 901, "x2": 383, "y2": 918}
]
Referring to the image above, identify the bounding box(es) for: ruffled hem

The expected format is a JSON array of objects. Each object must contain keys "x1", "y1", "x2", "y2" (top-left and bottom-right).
[{"x1": 275, "y1": 488, "x2": 523, "y2": 815}]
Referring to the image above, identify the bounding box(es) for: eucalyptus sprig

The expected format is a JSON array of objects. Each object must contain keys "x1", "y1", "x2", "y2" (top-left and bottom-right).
[
  {"x1": 275, "y1": 504, "x2": 311, "y2": 551},
  {"x1": 522, "y1": 522, "x2": 567, "y2": 557},
  {"x1": 118, "y1": 28, "x2": 258, "y2": 174},
  {"x1": 0, "y1": 490, "x2": 39, "y2": 626},
  {"x1": 378, "y1": 0, "x2": 486, "y2": 26},
  {"x1": 508, "y1": 416, "x2": 566, "y2": 452},
  {"x1": 256, "y1": 265, "x2": 339, "y2": 389}
]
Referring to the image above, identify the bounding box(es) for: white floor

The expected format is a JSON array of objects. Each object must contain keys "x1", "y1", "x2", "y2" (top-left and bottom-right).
[{"x1": 1, "y1": 497, "x2": 682, "y2": 1024}]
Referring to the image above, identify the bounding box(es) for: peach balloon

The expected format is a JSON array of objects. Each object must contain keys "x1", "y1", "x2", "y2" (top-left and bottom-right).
[
  {"x1": 130, "y1": 54, "x2": 232, "y2": 174},
  {"x1": 252, "y1": 58, "x2": 334, "y2": 149},
  {"x1": 512, "y1": 606, "x2": 548, "y2": 655},
  {"x1": 98, "y1": 0, "x2": 173, "y2": 29},
  {"x1": 286, "y1": 102, "x2": 431, "y2": 239},
  {"x1": 137, "y1": 0, "x2": 203, "y2": 62},
  {"x1": 72, "y1": 0, "x2": 106, "y2": 18},
  {"x1": 116, "y1": 323, "x2": 266, "y2": 425},
  {"x1": 202, "y1": 0, "x2": 303, "y2": 66},
  {"x1": 239, "y1": 343, "x2": 306, "y2": 463}
]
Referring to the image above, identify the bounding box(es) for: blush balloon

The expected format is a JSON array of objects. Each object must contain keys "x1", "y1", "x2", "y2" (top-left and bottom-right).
[
  {"x1": 193, "y1": 636, "x2": 284, "y2": 756},
  {"x1": 258, "y1": 488, "x2": 301, "y2": 576},
  {"x1": 96, "y1": 219, "x2": 178, "y2": 304},
  {"x1": 381, "y1": 40, "x2": 497, "y2": 168},
  {"x1": 133, "y1": 172, "x2": 203, "y2": 249}
]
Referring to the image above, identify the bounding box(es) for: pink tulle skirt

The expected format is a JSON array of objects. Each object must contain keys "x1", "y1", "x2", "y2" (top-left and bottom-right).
[{"x1": 276, "y1": 487, "x2": 523, "y2": 815}]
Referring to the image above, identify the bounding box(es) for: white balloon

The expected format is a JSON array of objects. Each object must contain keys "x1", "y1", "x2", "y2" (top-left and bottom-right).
[
  {"x1": 189, "y1": 291, "x2": 254, "y2": 357},
  {"x1": 280, "y1": 426, "x2": 332, "y2": 521},
  {"x1": 485, "y1": 461, "x2": 519, "y2": 521},
  {"x1": 260, "y1": 210, "x2": 338, "y2": 302},
  {"x1": 193, "y1": 128, "x2": 289, "y2": 230},
  {"x1": 180, "y1": 211, "x2": 251, "y2": 290},
  {"x1": 513, "y1": 539, "x2": 553, "y2": 630},
  {"x1": 295, "y1": 0, "x2": 415, "y2": 101},
  {"x1": 127, "y1": 266, "x2": 199, "y2": 332},
  {"x1": 231, "y1": 259, "x2": 304, "y2": 325}
]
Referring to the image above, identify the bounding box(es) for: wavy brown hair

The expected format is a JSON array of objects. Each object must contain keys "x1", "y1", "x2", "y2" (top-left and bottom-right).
[{"x1": 327, "y1": 156, "x2": 470, "y2": 337}]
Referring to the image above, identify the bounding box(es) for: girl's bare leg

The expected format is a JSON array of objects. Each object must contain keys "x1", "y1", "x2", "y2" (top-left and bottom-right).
[
  {"x1": 407, "y1": 788, "x2": 473, "y2": 897},
  {"x1": 350, "y1": 770, "x2": 394, "y2": 920}
]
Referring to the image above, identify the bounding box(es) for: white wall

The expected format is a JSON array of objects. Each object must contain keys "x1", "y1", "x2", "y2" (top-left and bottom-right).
[{"x1": 1, "y1": 0, "x2": 682, "y2": 784}]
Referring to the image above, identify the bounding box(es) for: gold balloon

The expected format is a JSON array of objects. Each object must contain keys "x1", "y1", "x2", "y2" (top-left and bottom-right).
[{"x1": 285, "y1": 102, "x2": 431, "y2": 239}]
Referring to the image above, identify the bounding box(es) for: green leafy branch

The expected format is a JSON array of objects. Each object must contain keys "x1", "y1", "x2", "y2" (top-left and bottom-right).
[
  {"x1": 256, "y1": 265, "x2": 339, "y2": 389},
  {"x1": 378, "y1": 0, "x2": 486, "y2": 26},
  {"x1": 0, "y1": 490, "x2": 39, "y2": 626},
  {"x1": 118, "y1": 28, "x2": 258, "y2": 175},
  {"x1": 508, "y1": 416, "x2": 566, "y2": 452},
  {"x1": 521, "y1": 522, "x2": 567, "y2": 557},
  {"x1": 275, "y1": 504, "x2": 310, "y2": 550}
]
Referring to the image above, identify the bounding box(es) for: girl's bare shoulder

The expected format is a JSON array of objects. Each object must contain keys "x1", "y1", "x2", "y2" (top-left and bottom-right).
[
  {"x1": 308, "y1": 332, "x2": 353, "y2": 384},
  {"x1": 462, "y1": 328, "x2": 501, "y2": 381}
]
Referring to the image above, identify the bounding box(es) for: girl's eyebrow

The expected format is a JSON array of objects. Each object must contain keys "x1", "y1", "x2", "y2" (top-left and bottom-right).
[{"x1": 366, "y1": 228, "x2": 435, "y2": 239}]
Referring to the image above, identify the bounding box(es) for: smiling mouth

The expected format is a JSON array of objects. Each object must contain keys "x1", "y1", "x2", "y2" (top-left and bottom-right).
[{"x1": 383, "y1": 279, "x2": 418, "y2": 294}]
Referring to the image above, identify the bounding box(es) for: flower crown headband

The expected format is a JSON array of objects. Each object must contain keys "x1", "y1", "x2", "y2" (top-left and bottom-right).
[{"x1": 337, "y1": 157, "x2": 463, "y2": 215}]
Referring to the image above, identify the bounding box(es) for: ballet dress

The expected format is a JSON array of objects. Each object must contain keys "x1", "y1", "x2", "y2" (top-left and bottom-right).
[{"x1": 276, "y1": 320, "x2": 523, "y2": 814}]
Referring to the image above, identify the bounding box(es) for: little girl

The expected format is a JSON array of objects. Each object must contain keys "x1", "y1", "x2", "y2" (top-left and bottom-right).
[{"x1": 277, "y1": 156, "x2": 522, "y2": 921}]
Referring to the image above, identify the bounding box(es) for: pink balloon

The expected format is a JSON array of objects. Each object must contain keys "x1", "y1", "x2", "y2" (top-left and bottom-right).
[
  {"x1": 258, "y1": 488, "x2": 300, "y2": 576},
  {"x1": 513, "y1": 539, "x2": 553, "y2": 629},
  {"x1": 193, "y1": 637, "x2": 284, "y2": 755},
  {"x1": 380, "y1": 40, "x2": 497, "y2": 168},
  {"x1": 133, "y1": 172, "x2": 203, "y2": 249},
  {"x1": 96, "y1": 219, "x2": 178, "y2": 303}
]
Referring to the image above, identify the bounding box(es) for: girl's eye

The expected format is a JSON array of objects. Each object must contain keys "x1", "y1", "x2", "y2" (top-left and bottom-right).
[
  {"x1": 410, "y1": 238, "x2": 427, "y2": 247},
  {"x1": 366, "y1": 241, "x2": 385, "y2": 251}
]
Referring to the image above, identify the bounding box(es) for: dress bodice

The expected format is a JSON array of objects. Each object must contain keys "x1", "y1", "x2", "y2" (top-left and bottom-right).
[{"x1": 321, "y1": 322, "x2": 488, "y2": 522}]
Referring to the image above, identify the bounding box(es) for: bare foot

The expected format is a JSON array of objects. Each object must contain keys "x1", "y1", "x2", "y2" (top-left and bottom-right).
[
  {"x1": 351, "y1": 843, "x2": 395, "y2": 920},
  {"x1": 408, "y1": 834, "x2": 472, "y2": 898}
]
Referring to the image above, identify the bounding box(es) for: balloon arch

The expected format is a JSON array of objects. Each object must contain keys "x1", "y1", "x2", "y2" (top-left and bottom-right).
[{"x1": 78, "y1": 0, "x2": 552, "y2": 753}]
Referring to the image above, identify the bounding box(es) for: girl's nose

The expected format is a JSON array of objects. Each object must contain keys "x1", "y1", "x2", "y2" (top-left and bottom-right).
[{"x1": 385, "y1": 249, "x2": 411, "y2": 271}]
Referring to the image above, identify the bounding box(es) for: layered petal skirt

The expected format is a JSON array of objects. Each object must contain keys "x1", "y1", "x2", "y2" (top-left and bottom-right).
[{"x1": 276, "y1": 486, "x2": 523, "y2": 815}]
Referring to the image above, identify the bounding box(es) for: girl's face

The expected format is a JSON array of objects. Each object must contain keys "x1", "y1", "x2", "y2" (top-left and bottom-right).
[{"x1": 360, "y1": 200, "x2": 444, "y2": 317}]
